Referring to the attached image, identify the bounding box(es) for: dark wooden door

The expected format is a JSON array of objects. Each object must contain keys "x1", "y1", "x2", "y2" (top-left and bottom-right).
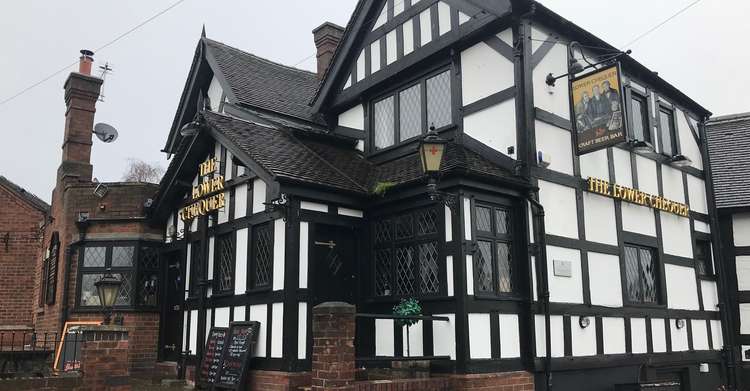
[
  {"x1": 160, "y1": 251, "x2": 184, "y2": 361},
  {"x1": 312, "y1": 224, "x2": 357, "y2": 305}
]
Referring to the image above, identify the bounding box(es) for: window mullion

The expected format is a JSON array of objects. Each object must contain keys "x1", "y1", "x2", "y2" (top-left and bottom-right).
[
  {"x1": 393, "y1": 92, "x2": 401, "y2": 145},
  {"x1": 420, "y1": 79, "x2": 428, "y2": 133}
]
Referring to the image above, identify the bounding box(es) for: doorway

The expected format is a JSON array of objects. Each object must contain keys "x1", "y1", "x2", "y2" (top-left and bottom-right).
[
  {"x1": 311, "y1": 224, "x2": 357, "y2": 305},
  {"x1": 159, "y1": 250, "x2": 184, "y2": 362}
]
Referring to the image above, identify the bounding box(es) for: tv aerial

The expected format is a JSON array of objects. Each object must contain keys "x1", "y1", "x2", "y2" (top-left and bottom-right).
[{"x1": 93, "y1": 123, "x2": 119, "y2": 143}]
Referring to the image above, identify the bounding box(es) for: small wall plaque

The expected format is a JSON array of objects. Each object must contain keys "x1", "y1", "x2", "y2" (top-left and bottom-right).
[{"x1": 553, "y1": 259, "x2": 572, "y2": 277}]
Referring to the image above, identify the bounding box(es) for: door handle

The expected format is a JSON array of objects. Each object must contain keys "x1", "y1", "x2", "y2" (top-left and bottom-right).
[
  {"x1": 173, "y1": 305, "x2": 180, "y2": 311},
  {"x1": 164, "y1": 344, "x2": 176, "y2": 350}
]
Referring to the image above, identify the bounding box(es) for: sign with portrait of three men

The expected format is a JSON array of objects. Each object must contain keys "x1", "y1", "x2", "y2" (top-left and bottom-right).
[{"x1": 570, "y1": 63, "x2": 627, "y2": 155}]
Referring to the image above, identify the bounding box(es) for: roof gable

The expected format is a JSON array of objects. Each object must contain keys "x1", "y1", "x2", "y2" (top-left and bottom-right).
[
  {"x1": 706, "y1": 113, "x2": 750, "y2": 209},
  {"x1": 0, "y1": 176, "x2": 50, "y2": 213}
]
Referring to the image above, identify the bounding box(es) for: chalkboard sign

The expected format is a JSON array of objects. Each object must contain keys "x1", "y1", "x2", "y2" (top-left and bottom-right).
[
  {"x1": 214, "y1": 321, "x2": 260, "y2": 390},
  {"x1": 54, "y1": 321, "x2": 100, "y2": 371},
  {"x1": 197, "y1": 327, "x2": 228, "y2": 388}
]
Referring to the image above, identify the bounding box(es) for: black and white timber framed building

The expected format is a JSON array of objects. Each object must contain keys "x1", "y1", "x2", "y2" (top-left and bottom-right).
[{"x1": 149, "y1": 1, "x2": 731, "y2": 389}]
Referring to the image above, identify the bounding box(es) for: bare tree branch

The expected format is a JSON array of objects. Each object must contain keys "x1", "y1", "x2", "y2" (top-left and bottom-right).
[{"x1": 122, "y1": 159, "x2": 165, "y2": 183}]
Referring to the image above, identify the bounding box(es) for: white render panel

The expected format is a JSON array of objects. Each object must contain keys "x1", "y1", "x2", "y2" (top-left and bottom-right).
[
  {"x1": 741, "y1": 304, "x2": 750, "y2": 334},
  {"x1": 205, "y1": 309, "x2": 212, "y2": 340},
  {"x1": 299, "y1": 222, "x2": 309, "y2": 289},
  {"x1": 446, "y1": 256, "x2": 454, "y2": 296},
  {"x1": 356, "y1": 51, "x2": 365, "y2": 82},
  {"x1": 692, "y1": 319, "x2": 709, "y2": 350},
  {"x1": 588, "y1": 252, "x2": 623, "y2": 307},
  {"x1": 687, "y1": 175, "x2": 707, "y2": 214},
  {"x1": 338, "y1": 104, "x2": 365, "y2": 130},
  {"x1": 535, "y1": 315, "x2": 564, "y2": 357},
  {"x1": 393, "y1": 0, "x2": 404, "y2": 17},
  {"x1": 737, "y1": 256, "x2": 750, "y2": 291},
  {"x1": 298, "y1": 303, "x2": 307, "y2": 359},
  {"x1": 189, "y1": 310, "x2": 198, "y2": 352},
  {"x1": 376, "y1": 319, "x2": 395, "y2": 356},
  {"x1": 631, "y1": 318, "x2": 648, "y2": 354},
  {"x1": 432, "y1": 314, "x2": 456, "y2": 359},
  {"x1": 694, "y1": 220, "x2": 710, "y2": 234},
  {"x1": 463, "y1": 99, "x2": 517, "y2": 158},
  {"x1": 235, "y1": 228, "x2": 248, "y2": 294},
  {"x1": 463, "y1": 197, "x2": 472, "y2": 240},
  {"x1": 701, "y1": 280, "x2": 719, "y2": 311},
  {"x1": 207, "y1": 236, "x2": 215, "y2": 285},
  {"x1": 271, "y1": 302, "x2": 283, "y2": 358},
  {"x1": 546, "y1": 246, "x2": 583, "y2": 304},
  {"x1": 583, "y1": 193, "x2": 617, "y2": 245},
  {"x1": 445, "y1": 205, "x2": 453, "y2": 242},
  {"x1": 536, "y1": 121, "x2": 573, "y2": 175},
  {"x1": 386, "y1": 29, "x2": 397, "y2": 65},
  {"x1": 635, "y1": 155, "x2": 659, "y2": 195},
  {"x1": 468, "y1": 313, "x2": 491, "y2": 359},
  {"x1": 460, "y1": 41, "x2": 514, "y2": 105},
  {"x1": 419, "y1": 9, "x2": 432, "y2": 47},
  {"x1": 710, "y1": 320, "x2": 723, "y2": 349},
  {"x1": 249, "y1": 304, "x2": 267, "y2": 357},
  {"x1": 252, "y1": 179, "x2": 266, "y2": 214},
  {"x1": 734, "y1": 214, "x2": 750, "y2": 246},
  {"x1": 670, "y1": 319, "x2": 689, "y2": 352},
  {"x1": 176, "y1": 214, "x2": 185, "y2": 240},
  {"x1": 165, "y1": 213, "x2": 175, "y2": 243},
  {"x1": 621, "y1": 203, "x2": 656, "y2": 236},
  {"x1": 579, "y1": 149, "x2": 609, "y2": 180},
  {"x1": 233, "y1": 306, "x2": 246, "y2": 321},
  {"x1": 373, "y1": 4, "x2": 387, "y2": 30},
  {"x1": 438, "y1": 2, "x2": 451, "y2": 35},
  {"x1": 343, "y1": 74, "x2": 351, "y2": 89},
  {"x1": 273, "y1": 219, "x2": 285, "y2": 291},
  {"x1": 370, "y1": 40, "x2": 381, "y2": 74},
  {"x1": 530, "y1": 26, "x2": 548, "y2": 52},
  {"x1": 465, "y1": 255, "x2": 474, "y2": 295},
  {"x1": 234, "y1": 183, "x2": 248, "y2": 218},
  {"x1": 651, "y1": 318, "x2": 667, "y2": 353},
  {"x1": 217, "y1": 191, "x2": 229, "y2": 224},
  {"x1": 301, "y1": 201, "x2": 328, "y2": 213},
  {"x1": 661, "y1": 213, "x2": 693, "y2": 258},
  {"x1": 571, "y1": 316, "x2": 597, "y2": 356},
  {"x1": 499, "y1": 314, "x2": 520, "y2": 358},
  {"x1": 185, "y1": 244, "x2": 192, "y2": 299},
  {"x1": 676, "y1": 110, "x2": 703, "y2": 170},
  {"x1": 338, "y1": 207, "x2": 364, "y2": 218},
  {"x1": 612, "y1": 148, "x2": 633, "y2": 187},
  {"x1": 497, "y1": 29, "x2": 513, "y2": 46},
  {"x1": 215, "y1": 307, "x2": 230, "y2": 327},
  {"x1": 402, "y1": 320, "x2": 424, "y2": 357},
  {"x1": 403, "y1": 19, "x2": 414, "y2": 55},
  {"x1": 183, "y1": 312, "x2": 189, "y2": 350},
  {"x1": 539, "y1": 181, "x2": 579, "y2": 239},
  {"x1": 533, "y1": 44, "x2": 570, "y2": 119},
  {"x1": 225, "y1": 151, "x2": 233, "y2": 181},
  {"x1": 661, "y1": 166, "x2": 685, "y2": 203},
  {"x1": 531, "y1": 255, "x2": 538, "y2": 301},
  {"x1": 602, "y1": 317, "x2": 626, "y2": 354},
  {"x1": 665, "y1": 264, "x2": 699, "y2": 310},
  {"x1": 458, "y1": 11, "x2": 470, "y2": 24},
  {"x1": 207, "y1": 76, "x2": 223, "y2": 111}
]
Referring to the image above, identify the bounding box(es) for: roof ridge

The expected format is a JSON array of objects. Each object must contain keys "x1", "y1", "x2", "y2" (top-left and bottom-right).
[
  {"x1": 202, "y1": 37, "x2": 317, "y2": 76},
  {"x1": 707, "y1": 112, "x2": 750, "y2": 124},
  {"x1": 0, "y1": 176, "x2": 50, "y2": 212}
]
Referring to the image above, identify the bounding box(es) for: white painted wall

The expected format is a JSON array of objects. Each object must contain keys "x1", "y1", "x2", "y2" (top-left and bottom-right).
[
  {"x1": 298, "y1": 303, "x2": 307, "y2": 359},
  {"x1": 499, "y1": 314, "x2": 520, "y2": 358},
  {"x1": 185, "y1": 243, "x2": 192, "y2": 300},
  {"x1": 535, "y1": 314, "x2": 564, "y2": 357},
  {"x1": 214, "y1": 307, "x2": 230, "y2": 327},
  {"x1": 272, "y1": 219, "x2": 285, "y2": 291},
  {"x1": 338, "y1": 104, "x2": 364, "y2": 130},
  {"x1": 189, "y1": 309, "x2": 198, "y2": 353},
  {"x1": 533, "y1": 43, "x2": 570, "y2": 119},
  {"x1": 661, "y1": 166, "x2": 685, "y2": 203},
  {"x1": 233, "y1": 306, "x2": 246, "y2": 321},
  {"x1": 737, "y1": 256, "x2": 750, "y2": 291},
  {"x1": 207, "y1": 76, "x2": 223, "y2": 111},
  {"x1": 299, "y1": 222, "x2": 309, "y2": 289},
  {"x1": 370, "y1": 40, "x2": 381, "y2": 74},
  {"x1": 612, "y1": 148, "x2": 633, "y2": 188},
  {"x1": 661, "y1": 213, "x2": 693, "y2": 258},
  {"x1": 437, "y1": 1, "x2": 451, "y2": 36},
  {"x1": 419, "y1": 9, "x2": 432, "y2": 47},
  {"x1": 402, "y1": 321, "x2": 424, "y2": 357},
  {"x1": 433, "y1": 314, "x2": 456, "y2": 359},
  {"x1": 183, "y1": 312, "x2": 189, "y2": 351},
  {"x1": 468, "y1": 313, "x2": 491, "y2": 359},
  {"x1": 539, "y1": 180, "x2": 579, "y2": 239},
  {"x1": 386, "y1": 29, "x2": 397, "y2": 65},
  {"x1": 207, "y1": 236, "x2": 215, "y2": 286},
  {"x1": 546, "y1": 246, "x2": 583, "y2": 304},
  {"x1": 300, "y1": 201, "x2": 328, "y2": 213},
  {"x1": 665, "y1": 264, "x2": 700, "y2": 310},
  {"x1": 635, "y1": 155, "x2": 658, "y2": 195},
  {"x1": 463, "y1": 99, "x2": 517, "y2": 158},
  {"x1": 445, "y1": 205, "x2": 453, "y2": 242},
  {"x1": 701, "y1": 280, "x2": 719, "y2": 311},
  {"x1": 234, "y1": 183, "x2": 248, "y2": 218},
  {"x1": 694, "y1": 220, "x2": 710, "y2": 234},
  {"x1": 710, "y1": 320, "x2": 723, "y2": 349},
  {"x1": 536, "y1": 121, "x2": 573, "y2": 175},
  {"x1": 734, "y1": 213, "x2": 750, "y2": 246},
  {"x1": 741, "y1": 304, "x2": 750, "y2": 334},
  {"x1": 235, "y1": 228, "x2": 248, "y2": 295},
  {"x1": 356, "y1": 51, "x2": 365, "y2": 82},
  {"x1": 670, "y1": 319, "x2": 689, "y2": 352},
  {"x1": 602, "y1": 317, "x2": 626, "y2": 354},
  {"x1": 651, "y1": 318, "x2": 667, "y2": 353},
  {"x1": 588, "y1": 252, "x2": 623, "y2": 307},
  {"x1": 460, "y1": 41, "x2": 514, "y2": 105},
  {"x1": 465, "y1": 255, "x2": 474, "y2": 295},
  {"x1": 271, "y1": 302, "x2": 283, "y2": 358},
  {"x1": 376, "y1": 319, "x2": 395, "y2": 356},
  {"x1": 583, "y1": 193, "x2": 617, "y2": 245},
  {"x1": 463, "y1": 197, "x2": 472, "y2": 240},
  {"x1": 676, "y1": 109, "x2": 703, "y2": 170},
  {"x1": 252, "y1": 179, "x2": 267, "y2": 214},
  {"x1": 692, "y1": 319, "x2": 710, "y2": 351},
  {"x1": 631, "y1": 318, "x2": 648, "y2": 354},
  {"x1": 687, "y1": 176, "x2": 707, "y2": 214},
  {"x1": 249, "y1": 304, "x2": 267, "y2": 357},
  {"x1": 338, "y1": 207, "x2": 364, "y2": 218},
  {"x1": 403, "y1": 19, "x2": 414, "y2": 56},
  {"x1": 446, "y1": 255, "x2": 454, "y2": 296},
  {"x1": 579, "y1": 149, "x2": 608, "y2": 180},
  {"x1": 621, "y1": 203, "x2": 656, "y2": 236},
  {"x1": 570, "y1": 316, "x2": 597, "y2": 356}
]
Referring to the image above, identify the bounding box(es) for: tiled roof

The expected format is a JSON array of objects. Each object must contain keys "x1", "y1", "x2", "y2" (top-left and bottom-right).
[
  {"x1": 706, "y1": 113, "x2": 750, "y2": 209},
  {"x1": 0, "y1": 176, "x2": 50, "y2": 213},
  {"x1": 204, "y1": 38, "x2": 321, "y2": 123}
]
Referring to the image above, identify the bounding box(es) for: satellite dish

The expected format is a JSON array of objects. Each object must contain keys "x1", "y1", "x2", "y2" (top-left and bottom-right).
[{"x1": 93, "y1": 123, "x2": 118, "y2": 143}]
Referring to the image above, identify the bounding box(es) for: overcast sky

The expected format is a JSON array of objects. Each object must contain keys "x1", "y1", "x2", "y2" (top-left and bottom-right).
[{"x1": 1, "y1": 0, "x2": 747, "y2": 202}]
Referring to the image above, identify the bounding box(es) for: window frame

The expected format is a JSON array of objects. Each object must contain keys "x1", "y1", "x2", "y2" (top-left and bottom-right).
[
  {"x1": 42, "y1": 232, "x2": 60, "y2": 306},
  {"x1": 622, "y1": 242, "x2": 662, "y2": 306},
  {"x1": 657, "y1": 105, "x2": 678, "y2": 157},
  {"x1": 212, "y1": 231, "x2": 236, "y2": 295},
  {"x1": 368, "y1": 66, "x2": 454, "y2": 154},
  {"x1": 247, "y1": 222, "x2": 274, "y2": 292},
  {"x1": 628, "y1": 91, "x2": 652, "y2": 145},
  {"x1": 694, "y1": 235, "x2": 714, "y2": 278},
  {"x1": 471, "y1": 201, "x2": 519, "y2": 298}
]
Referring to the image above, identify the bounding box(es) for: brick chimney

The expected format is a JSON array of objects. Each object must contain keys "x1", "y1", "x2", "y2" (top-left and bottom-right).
[
  {"x1": 57, "y1": 50, "x2": 103, "y2": 185},
  {"x1": 312, "y1": 22, "x2": 344, "y2": 79}
]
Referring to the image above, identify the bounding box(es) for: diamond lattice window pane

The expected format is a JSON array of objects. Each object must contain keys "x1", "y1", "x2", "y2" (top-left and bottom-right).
[
  {"x1": 639, "y1": 248, "x2": 657, "y2": 304},
  {"x1": 139, "y1": 247, "x2": 159, "y2": 270},
  {"x1": 416, "y1": 208, "x2": 437, "y2": 236},
  {"x1": 79, "y1": 273, "x2": 104, "y2": 306},
  {"x1": 475, "y1": 241, "x2": 493, "y2": 292},
  {"x1": 624, "y1": 246, "x2": 641, "y2": 303},
  {"x1": 396, "y1": 214, "x2": 413, "y2": 239},
  {"x1": 419, "y1": 242, "x2": 439, "y2": 294},
  {"x1": 495, "y1": 209, "x2": 510, "y2": 235},
  {"x1": 112, "y1": 246, "x2": 134, "y2": 267},
  {"x1": 190, "y1": 242, "x2": 202, "y2": 294},
  {"x1": 217, "y1": 234, "x2": 235, "y2": 292},
  {"x1": 374, "y1": 96, "x2": 395, "y2": 149},
  {"x1": 138, "y1": 272, "x2": 159, "y2": 306},
  {"x1": 254, "y1": 225, "x2": 272, "y2": 287},
  {"x1": 496, "y1": 242, "x2": 513, "y2": 293},
  {"x1": 399, "y1": 84, "x2": 422, "y2": 141},
  {"x1": 395, "y1": 246, "x2": 415, "y2": 295},
  {"x1": 115, "y1": 272, "x2": 133, "y2": 306},
  {"x1": 475, "y1": 207, "x2": 492, "y2": 232},
  {"x1": 375, "y1": 249, "x2": 392, "y2": 296},
  {"x1": 426, "y1": 71, "x2": 452, "y2": 129},
  {"x1": 375, "y1": 219, "x2": 392, "y2": 244},
  {"x1": 83, "y1": 247, "x2": 106, "y2": 268}
]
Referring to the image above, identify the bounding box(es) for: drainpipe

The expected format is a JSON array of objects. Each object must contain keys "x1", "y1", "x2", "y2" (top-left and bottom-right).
[
  {"x1": 527, "y1": 191, "x2": 551, "y2": 391},
  {"x1": 60, "y1": 220, "x2": 89, "y2": 334}
]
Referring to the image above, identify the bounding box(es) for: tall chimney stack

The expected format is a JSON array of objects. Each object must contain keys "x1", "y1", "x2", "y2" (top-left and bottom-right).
[
  {"x1": 312, "y1": 22, "x2": 344, "y2": 79},
  {"x1": 57, "y1": 49, "x2": 103, "y2": 185}
]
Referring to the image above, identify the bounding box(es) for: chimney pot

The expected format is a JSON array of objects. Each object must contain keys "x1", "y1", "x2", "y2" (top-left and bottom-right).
[
  {"x1": 312, "y1": 22, "x2": 344, "y2": 79},
  {"x1": 79, "y1": 49, "x2": 95, "y2": 75}
]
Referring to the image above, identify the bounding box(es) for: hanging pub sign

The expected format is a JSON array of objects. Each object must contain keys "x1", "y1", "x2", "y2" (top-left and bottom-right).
[
  {"x1": 179, "y1": 157, "x2": 226, "y2": 221},
  {"x1": 586, "y1": 177, "x2": 689, "y2": 217},
  {"x1": 570, "y1": 63, "x2": 627, "y2": 155}
]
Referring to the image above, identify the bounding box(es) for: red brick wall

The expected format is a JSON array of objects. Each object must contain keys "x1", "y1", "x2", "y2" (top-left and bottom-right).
[
  {"x1": 0, "y1": 185, "x2": 46, "y2": 327},
  {"x1": 79, "y1": 338, "x2": 130, "y2": 391},
  {"x1": 449, "y1": 371, "x2": 535, "y2": 391}
]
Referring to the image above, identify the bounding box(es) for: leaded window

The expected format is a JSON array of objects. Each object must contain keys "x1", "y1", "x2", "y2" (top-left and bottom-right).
[
  {"x1": 370, "y1": 69, "x2": 453, "y2": 151},
  {"x1": 630, "y1": 94, "x2": 651, "y2": 144},
  {"x1": 78, "y1": 242, "x2": 161, "y2": 308},
  {"x1": 695, "y1": 239, "x2": 713, "y2": 276},
  {"x1": 189, "y1": 241, "x2": 203, "y2": 296},
  {"x1": 624, "y1": 244, "x2": 659, "y2": 304},
  {"x1": 658, "y1": 107, "x2": 677, "y2": 156},
  {"x1": 473, "y1": 203, "x2": 515, "y2": 295},
  {"x1": 44, "y1": 232, "x2": 60, "y2": 305},
  {"x1": 250, "y1": 223, "x2": 272, "y2": 289},
  {"x1": 372, "y1": 207, "x2": 441, "y2": 297},
  {"x1": 214, "y1": 233, "x2": 235, "y2": 293}
]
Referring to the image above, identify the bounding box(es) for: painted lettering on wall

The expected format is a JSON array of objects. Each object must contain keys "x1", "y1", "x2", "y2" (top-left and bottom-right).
[
  {"x1": 586, "y1": 177, "x2": 689, "y2": 217},
  {"x1": 179, "y1": 157, "x2": 226, "y2": 221}
]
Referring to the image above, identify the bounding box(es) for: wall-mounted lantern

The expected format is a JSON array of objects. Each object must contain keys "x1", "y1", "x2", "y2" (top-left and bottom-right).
[
  {"x1": 95, "y1": 270, "x2": 122, "y2": 325},
  {"x1": 418, "y1": 131, "x2": 457, "y2": 213}
]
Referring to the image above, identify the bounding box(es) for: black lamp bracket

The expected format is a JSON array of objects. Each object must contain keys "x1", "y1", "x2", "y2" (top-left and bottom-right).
[
  {"x1": 427, "y1": 178, "x2": 459, "y2": 214},
  {"x1": 546, "y1": 49, "x2": 631, "y2": 87}
]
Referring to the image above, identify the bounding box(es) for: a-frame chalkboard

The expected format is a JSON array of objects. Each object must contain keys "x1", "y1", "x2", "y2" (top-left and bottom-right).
[
  {"x1": 213, "y1": 321, "x2": 260, "y2": 390},
  {"x1": 197, "y1": 327, "x2": 228, "y2": 389}
]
